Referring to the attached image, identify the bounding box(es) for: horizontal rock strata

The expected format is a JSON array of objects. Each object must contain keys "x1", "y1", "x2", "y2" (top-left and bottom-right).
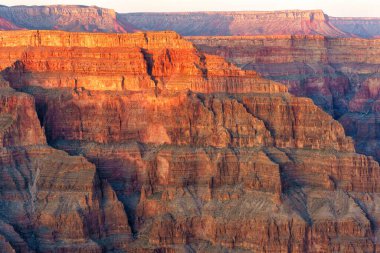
[{"x1": 0, "y1": 30, "x2": 379, "y2": 252}]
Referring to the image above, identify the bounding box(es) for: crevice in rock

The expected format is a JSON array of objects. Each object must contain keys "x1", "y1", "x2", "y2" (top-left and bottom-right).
[{"x1": 141, "y1": 48, "x2": 159, "y2": 97}]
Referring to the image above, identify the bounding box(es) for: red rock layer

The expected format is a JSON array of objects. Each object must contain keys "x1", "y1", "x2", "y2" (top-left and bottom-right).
[
  {"x1": 0, "y1": 31, "x2": 285, "y2": 94},
  {"x1": 0, "y1": 30, "x2": 379, "y2": 252},
  {"x1": 190, "y1": 35, "x2": 380, "y2": 162},
  {"x1": 0, "y1": 81, "x2": 131, "y2": 251}
]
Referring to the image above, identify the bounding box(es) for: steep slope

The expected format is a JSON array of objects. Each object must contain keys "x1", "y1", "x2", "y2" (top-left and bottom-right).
[
  {"x1": 0, "y1": 17, "x2": 23, "y2": 30},
  {"x1": 190, "y1": 35, "x2": 380, "y2": 162},
  {"x1": 331, "y1": 17, "x2": 380, "y2": 38},
  {"x1": 0, "y1": 5, "x2": 137, "y2": 32},
  {"x1": 0, "y1": 78, "x2": 131, "y2": 252},
  {"x1": 0, "y1": 30, "x2": 379, "y2": 252},
  {"x1": 119, "y1": 10, "x2": 349, "y2": 37}
]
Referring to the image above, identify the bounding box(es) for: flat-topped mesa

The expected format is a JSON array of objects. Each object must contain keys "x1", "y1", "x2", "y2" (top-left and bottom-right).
[
  {"x1": 330, "y1": 17, "x2": 380, "y2": 38},
  {"x1": 119, "y1": 9, "x2": 348, "y2": 37},
  {"x1": 0, "y1": 30, "x2": 286, "y2": 94},
  {"x1": 0, "y1": 5, "x2": 136, "y2": 32}
]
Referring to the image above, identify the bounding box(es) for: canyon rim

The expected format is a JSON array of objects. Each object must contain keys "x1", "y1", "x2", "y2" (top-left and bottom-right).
[{"x1": 0, "y1": 3, "x2": 379, "y2": 253}]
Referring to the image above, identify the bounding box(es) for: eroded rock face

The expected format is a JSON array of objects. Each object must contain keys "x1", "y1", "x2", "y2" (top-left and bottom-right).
[
  {"x1": 331, "y1": 17, "x2": 380, "y2": 38},
  {"x1": 0, "y1": 5, "x2": 137, "y2": 32},
  {"x1": 1, "y1": 30, "x2": 380, "y2": 252},
  {"x1": 190, "y1": 35, "x2": 380, "y2": 162},
  {"x1": 0, "y1": 81, "x2": 130, "y2": 252},
  {"x1": 119, "y1": 10, "x2": 349, "y2": 37}
]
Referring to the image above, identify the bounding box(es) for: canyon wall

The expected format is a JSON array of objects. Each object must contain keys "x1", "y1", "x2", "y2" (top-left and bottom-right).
[
  {"x1": 1, "y1": 5, "x2": 380, "y2": 39},
  {"x1": 119, "y1": 10, "x2": 349, "y2": 37},
  {"x1": 0, "y1": 30, "x2": 379, "y2": 252},
  {"x1": 331, "y1": 17, "x2": 380, "y2": 38},
  {"x1": 190, "y1": 35, "x2": 380, "y2": 162},
  {"x1": 0, "y1": 5, "x2": 137, "y2": 32},
  {"x1": 0, "y1": 78, "x2": 131, "y2": 252}
]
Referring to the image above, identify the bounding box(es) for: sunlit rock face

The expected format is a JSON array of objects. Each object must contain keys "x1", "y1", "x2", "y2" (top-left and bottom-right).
[
  {"x1": 0, "y1": 30, "x2": 379, "y2": 252},
  {"x1": 190, "y1": 35, "x2": 380, "y2": 163}
]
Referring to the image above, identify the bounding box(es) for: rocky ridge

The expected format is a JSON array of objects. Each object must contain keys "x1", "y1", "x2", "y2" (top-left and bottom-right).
[
  {"x1": 189, "y1": 35, "x2": 380, "y2": 162},
  {"x1": 331, "y1": 17, "x2": 380, "y2": 38},
  {"x1": 0, "y1": 5, "x2": 137, "y2": 32},
  {"x1": 119, "y1": 10, "x2": 349, "y2": 37},
  {"x1": 0, "y1": 30, "x2": 379, "y2": 252}
]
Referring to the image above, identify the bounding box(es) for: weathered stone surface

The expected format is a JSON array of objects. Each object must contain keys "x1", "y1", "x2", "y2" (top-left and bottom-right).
[
  {"x1": 1, "y1": 30, "x2": 380, "y2": 252},
  {"x1": 0, "y1": 83, "x2": 131, "y2": 252},
  {"x1": 190, "y1": 35, "x2": 380, "y2": 162}
]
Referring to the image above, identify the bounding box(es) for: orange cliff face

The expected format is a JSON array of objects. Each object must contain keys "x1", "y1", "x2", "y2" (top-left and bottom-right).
[
  {"x1": 0, "y1": 30, "x2": 285, "y2": 94},
  {"x1": 190, "y1": 35, "x2": 380, "y2": 162},
  {"x1": 0, "y1": 30, "x2": 380, "y2": 252}
]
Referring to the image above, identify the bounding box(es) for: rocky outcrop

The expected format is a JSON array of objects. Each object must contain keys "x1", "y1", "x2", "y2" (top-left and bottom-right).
[
  {"x1": 190, "y1": 35, "x2": 380, "y2": 163},
  {"x1": 0, "y1": 5, "x2": 137, "y2": 32},
  {"x1": 0, "y1": 30, "x2": 379, "y2": 252},
  {"x1": 331, "y1": 17, "x2": 380, "y2": 38},
  {"x1": 119, "y1": 10, "x2": 349, "y2": 37},
  {"x1": 0, "y1": 78, "x2": 131, "y2": 251}
]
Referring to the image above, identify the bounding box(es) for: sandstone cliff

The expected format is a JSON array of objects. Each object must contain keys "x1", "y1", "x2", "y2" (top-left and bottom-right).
[
  {"x1": 0, "y1": 76, "x2": 131, "y2": 251},
  {"x1": 0, "y1": 30, "x2": 379, "y2": 252},
  {"x1": 190, "y1": 35, "x2": 380, "y2": 163}
]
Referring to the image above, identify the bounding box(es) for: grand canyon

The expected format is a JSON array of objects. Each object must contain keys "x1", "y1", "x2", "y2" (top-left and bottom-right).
[{"x1": 0, "y1": 4, "x2": 379, "y2": 253}]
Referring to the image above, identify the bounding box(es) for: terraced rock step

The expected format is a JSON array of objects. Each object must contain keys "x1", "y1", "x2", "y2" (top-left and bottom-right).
[{"x1": 0, "y1": 30, "x2": 379, "y2": 252}]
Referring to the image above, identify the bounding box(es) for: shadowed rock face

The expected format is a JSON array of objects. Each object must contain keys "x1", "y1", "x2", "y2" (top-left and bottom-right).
[
  {"x1": 331, "y1": 17, "x2": 380, "y2": 38},
  {"x1": 0, "y1": 80, "x2": 131, "y2": 252},
  {"x1": 0, "y1": 30, "x2": 379, "y2": 252},
  {"x1": 190, "y1": 35, "x2": 380, "y2": 162},
  {"x1": 0, "y1": 17, "x2": 23, "y2": 31}
]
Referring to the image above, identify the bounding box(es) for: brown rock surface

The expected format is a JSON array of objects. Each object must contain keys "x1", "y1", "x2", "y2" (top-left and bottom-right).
[
  {"x1": 0, "y1": 30, "x2": 379, "y2": 252},
  {"x1": 0, "y1": 81, "x2": 131, "y2": 251},
  {"x1": 190, "y1": 35, "x2": 380, "y2": 162}
]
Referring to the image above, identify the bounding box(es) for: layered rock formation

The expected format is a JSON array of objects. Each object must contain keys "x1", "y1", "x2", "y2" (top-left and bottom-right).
[
  {"x1": 190, "y1": 35, "x2": 380, "y2": 162},
  {"x1": 0, "y1": 5, "x2": 137, "y2": 32},
  {"x1": 331, "y1": 17, "x2": 380, "y2": 38},
  {"x1": 1, "y1": 4, "x2": 380, "y2": 40},
  {"x1": 0, "y1": 69, "x2": 130, "y2": 251},
  {"x1": 0, "y1": 30, "x2": 379, "y2": 252},
  {"x1": 119, "y1": 10, "x2": 349, "y2": 37},
  {"x1": 0, "y1": 17, "x2": 23, "y2": 31}
]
